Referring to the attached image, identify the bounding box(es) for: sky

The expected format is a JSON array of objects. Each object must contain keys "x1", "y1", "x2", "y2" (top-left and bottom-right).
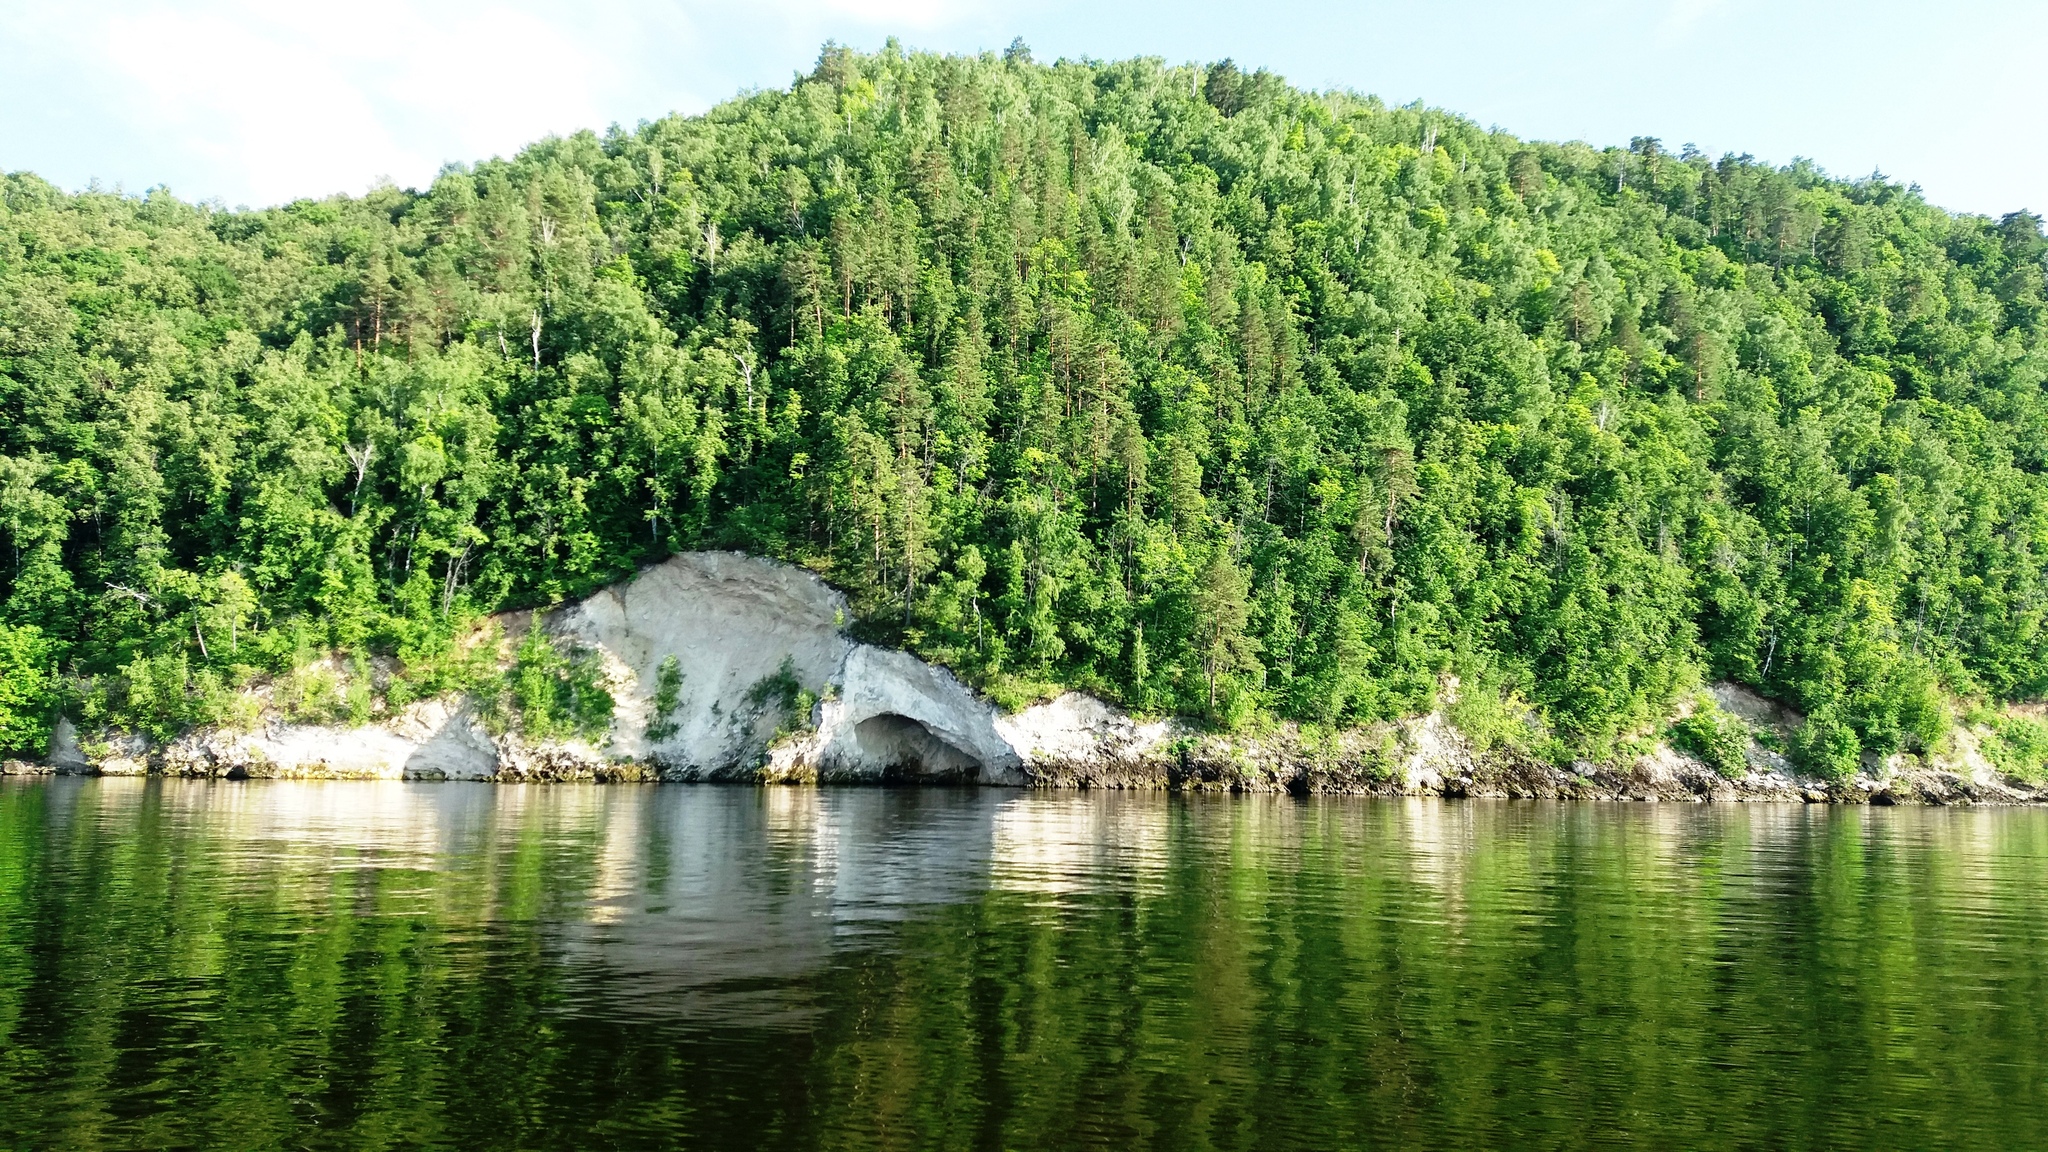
[{"x1": 1, "y1": 0, "x2": 2042, "y2": 218}]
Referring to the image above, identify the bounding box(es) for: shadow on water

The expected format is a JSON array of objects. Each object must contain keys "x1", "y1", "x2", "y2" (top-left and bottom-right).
[{"x1": 1, "y1": 778, "x2": 2045, "y2": 1150}]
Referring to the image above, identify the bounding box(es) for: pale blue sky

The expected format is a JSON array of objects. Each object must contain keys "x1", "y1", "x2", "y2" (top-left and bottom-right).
[{"x1": 2, "y1": 0, "x2": 2042, "y2": 217}]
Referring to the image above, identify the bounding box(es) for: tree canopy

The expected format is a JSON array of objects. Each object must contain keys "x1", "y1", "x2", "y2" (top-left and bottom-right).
[{"x1": 3, "y1": 43, "x2": 2047, "y2": 768}]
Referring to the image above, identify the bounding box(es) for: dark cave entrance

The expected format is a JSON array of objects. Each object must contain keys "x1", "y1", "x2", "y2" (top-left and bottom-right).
[{"x1": 852, "y1": 713, "x2": 984, "y2": 782}]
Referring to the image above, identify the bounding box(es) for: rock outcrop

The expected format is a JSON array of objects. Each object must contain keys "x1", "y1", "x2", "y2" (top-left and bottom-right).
[
  {"x1": 29, "y1": 551, "x2": 2048, "y2": 803},
  {"x1": 550, "y1": 553, "x2": 1028, "y2": 784},
  {"x1": 49, "y1": 554, "x2": 1042, "y2": 786}
]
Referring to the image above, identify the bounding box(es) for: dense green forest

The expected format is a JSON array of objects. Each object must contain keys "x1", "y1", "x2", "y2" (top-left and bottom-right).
[{"x1": 3, "y1": 42, "x2": 2047, "y2": 773}]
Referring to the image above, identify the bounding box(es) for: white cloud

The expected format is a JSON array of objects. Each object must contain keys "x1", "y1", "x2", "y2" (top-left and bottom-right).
[
  {"x1": 0, "y1": 0, "x2": 1014, "y2": 205},
  {"x1": 3, "y1": 0, "x2": 693, "y2": 204},
  {"x1": 3, "y1": 0, "x2": 2038, "y2": 217}
]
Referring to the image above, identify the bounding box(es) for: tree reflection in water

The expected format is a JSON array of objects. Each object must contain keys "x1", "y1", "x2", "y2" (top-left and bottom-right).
[{"x1": 1, "y1": 778, "x2": 2045, "y2": 1151}]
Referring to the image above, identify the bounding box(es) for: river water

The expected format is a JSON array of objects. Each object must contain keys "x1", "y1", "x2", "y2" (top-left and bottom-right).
[{"x1": 1, "y1": 779, "x2": 2044, "y2": 1150}]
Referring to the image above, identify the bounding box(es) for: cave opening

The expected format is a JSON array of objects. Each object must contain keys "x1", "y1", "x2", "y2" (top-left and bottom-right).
[{"x1": 852, "y1": 713, "x2": 984, "y2": 782}]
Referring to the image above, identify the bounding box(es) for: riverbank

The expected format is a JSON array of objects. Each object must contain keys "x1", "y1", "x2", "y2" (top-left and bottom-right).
[
  {"x1": 14, "y1": 552, "x2": 2045, "y2": 804},
  {"x1": 12, "y1": 693, "x2": 2042, "y2": 806}
]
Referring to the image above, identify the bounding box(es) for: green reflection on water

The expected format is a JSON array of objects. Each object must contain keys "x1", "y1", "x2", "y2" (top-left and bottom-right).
[{"x1": 1, "y1": 779, "x2": 2045, "y2": 1151}]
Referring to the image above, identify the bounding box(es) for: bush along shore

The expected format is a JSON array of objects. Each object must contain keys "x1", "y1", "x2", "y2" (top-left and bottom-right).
[
  {"x1": 5, "y1": 45, "x2": 2048, "y2": 793},
  {"x1": 4, "y1": 554, "x2": 2044, "y2": 804}
]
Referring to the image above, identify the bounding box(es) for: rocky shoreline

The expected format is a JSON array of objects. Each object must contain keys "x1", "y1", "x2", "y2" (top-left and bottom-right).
[
  {"x1": 8, "y1": 553, "x2": 2044, "y2": 805},
  {"x1": 9, "y1": 701, "x2": 2043, "y2": 806}
]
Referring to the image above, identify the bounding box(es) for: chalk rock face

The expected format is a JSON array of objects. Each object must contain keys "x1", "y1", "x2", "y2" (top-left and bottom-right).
[
  {"x1": 1396, "y1": 713, "x2": 1466, "y2": 796},
  {"x1": 42, "y1": 552, "x2": 1126, "y2": 783},
  {"x1": 811, "y1": 646, "x2": 1025, "y2": 784},
  {"x1": 534, "y1": 551, "x2": 1127, "y2": 782},
  {"x1": 553, "y1": 551, "x2": 855, "y2": 775},
  {"x1": 48, "y1": 719, "x2": 151, "y2": 775},
  {"x1": 46, "y1": 717, "x2": 89, "y2": 772},
  {"x1": 39, "y1": 558, "x2": 2048, "y2": 800},
  {"x1": 53, "y1": 552, "x2": 1076, "y2": 783},
  {"x1": 154, "y1": 698, "x2": 501, "y2": 781},
  {"x1": 553, "y1": 552, "x2": 1030, "y2": 783},
  {"x1": 997, "y1": 693, "x2": 1175, "y2": 771}
]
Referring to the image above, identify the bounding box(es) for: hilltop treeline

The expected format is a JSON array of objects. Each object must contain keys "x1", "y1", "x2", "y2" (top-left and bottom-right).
[{"x1": 3, "y1": 43, "x2": 2046, "y2": 770}]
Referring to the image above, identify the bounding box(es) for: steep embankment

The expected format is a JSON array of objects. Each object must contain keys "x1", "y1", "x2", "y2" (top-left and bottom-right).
[
  {"x1": 10, "y1": 47, "x2": 2048, "y2": 786},
  {"x1": 8, "y1": 552, "x2": 2043, "y2": 804}
]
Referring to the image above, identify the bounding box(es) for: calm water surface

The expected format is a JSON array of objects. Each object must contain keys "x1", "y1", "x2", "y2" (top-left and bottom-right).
[{"x1": 1, "y1": 779, "x2": 2045, "y2": 1150}]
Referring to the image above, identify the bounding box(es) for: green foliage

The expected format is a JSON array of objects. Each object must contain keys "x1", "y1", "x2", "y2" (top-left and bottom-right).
[
  {"x1": 1194, "y1": 547, "x2": 1259, "y2": 724},
  {"x1": 0, "y1": 623, "x2": 54, "y2": 756},
  {"x1": 1983, "y1": 714, "x2": 2048, "y2": 783},
  {"x1": 744, "y1": 656, "x2": 817, "y2": 743},
  {"x1": 644, "y1": 655, "x2": 685, "y2": 742},
  {"x1": 483, "y1": 616, "x2": 614, "y2": 742},
  {"x1": 1668, "y1": 696, "x2": 1752, "y2": 778},
  {"x1": 345, "y1": 650, "x2": 374, "y2": 726},
  {"x1": 67, "y1": 652, "x2": 238, "y2": 742},
  {"x1": 1443, "y1": 672, "x2": 1537, "y2": 756},
  {"x1": 276, "y1": 662, "x2": 349, "y2": 727},
  {"x1": 384, "y1": 612, "x2": 502, "y2": 710},
  {"x1": 4, "y1": 47, "x2": 2048, "y2": 758},
  {"x1": 1793, "y1": 709, "x2": 1863, "y2": 780}
]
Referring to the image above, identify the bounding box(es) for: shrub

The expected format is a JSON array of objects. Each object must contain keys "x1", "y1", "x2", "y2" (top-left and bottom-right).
[
  {"x1": 644, "y1": 656, "x2": 685, "y2": 742},
  {"x1": 1792, "y1": 709, "x2": 1862, "y2": 780},
  {"x1": 1445, "y1": 673, "x2": 1541, "y2": 756},
  {"x1": 484, "y1": 615, "x2": 616, "y2": 742},
  {"x1": 278, "y1": 662, "x2": 347, "y2": 726},
  {"x1": 0, "y1": 623, "x2": 54, "y2": 757},
  {"x1": 1668, "y1": 698, "x2": 1751, "y2": 778},
  {"x1": 104, "y1": 652, "x2": 235, "y2": 740},
  {"x1": 745, "y1": 657, "x2": 817, "y2": 742},
  {"x1": 1984, "y1": 715, "x2": 2048, "y2": 784},
  {"x1": 346, "y1": 651, "x2": 374, "y2": 726}
]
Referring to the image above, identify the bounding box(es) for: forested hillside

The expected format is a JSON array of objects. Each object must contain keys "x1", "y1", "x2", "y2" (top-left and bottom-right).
[{"x1": 4, "y1": 42, "x2": 2047, "y2": 772}]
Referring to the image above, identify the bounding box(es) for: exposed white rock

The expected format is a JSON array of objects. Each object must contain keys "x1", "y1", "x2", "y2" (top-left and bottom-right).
[
  {"x1": 50, "y1": 720, "x2": 151, "y2": 776},
  {"x1": 39, "y1": 555, "x2": 2048, "y2": 802},
  {"x1": 547, "y1": 553, "x2": 1032, "y2": 782},
  {"x1": 1940, "y1": 723, "x2": 2001, "y2": 787},
  {"x1": 155, "y1": 697, "x2": 501, "y2": 780},
  {"x1": 52, "y1": 552, "x2": 1105, "y2": 784},
  {"x1": 1711, "y1": 682, "x2": 1802, "y2": 728},
  {"x1": 1395, "y1": 712, "x2": 1466, "y2": 794},
  {"x1": 47, "y1": 717, "x2": 89, "y2": 772},
  {"x1": 812, "y1": 646, "x2": 1026, "y2": 784},
  {"x1": 996, "y1": 692, "x2": 1177, "y2": 770},
  {"x1": 553, "y1": 551, "x2": 853, "y2": 773},
  {"x1": 391, "y1": 698, "x2": 502, "y2": 779}
]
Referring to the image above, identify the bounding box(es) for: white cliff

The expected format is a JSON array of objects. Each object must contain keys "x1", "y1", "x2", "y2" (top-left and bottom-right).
[
  {"x1": 24, "y1": 550, "x2": 2048, "y2": 804},
  {"x1": 550, "y1": 552, "x2": 1031, "y2": 784},
  {"x1": 81, "y1": 553, "x2": 1074, "y2": 784}
]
